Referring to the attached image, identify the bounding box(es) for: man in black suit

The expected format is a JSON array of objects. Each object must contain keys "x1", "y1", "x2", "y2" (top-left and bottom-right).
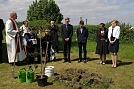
[
  {"x1": 77, "y1": 20, "x2": 88, "y2": 63},
  {"x1": 61, "y1": 17, "x2": 73, "y2": 63},
  {"x1": 0, "y1": 18, "x2": 5, "y2": 63}
]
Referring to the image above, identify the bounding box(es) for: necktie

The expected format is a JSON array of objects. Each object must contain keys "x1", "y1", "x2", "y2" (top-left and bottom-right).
[{"x1": 66, "y1": 24, "x2": 68, "y2": 31}]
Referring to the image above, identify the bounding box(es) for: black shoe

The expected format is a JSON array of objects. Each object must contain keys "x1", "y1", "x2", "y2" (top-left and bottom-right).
[
  {"x1": 63, "y1": 60, "x2": 67, "y2": 63},
  {"x1": 84, "y1": 60, "x2": 86, "y2": 63},
  {"x1": 68, "y1": 60, "x2": 71, "y2": 63},
  {"x1": 78, "y1": 59, "x2": 82, "y2": 63}
]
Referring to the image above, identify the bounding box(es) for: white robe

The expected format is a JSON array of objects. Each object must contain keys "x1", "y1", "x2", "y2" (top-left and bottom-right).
[{"x1": 6, "y1": 19, "x2": 26, "y2": 63}]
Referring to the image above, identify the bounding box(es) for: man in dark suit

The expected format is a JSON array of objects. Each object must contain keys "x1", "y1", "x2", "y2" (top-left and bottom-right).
[
  {"x1": 77, "y1": 20, "x2": 88, "y2": 63},
  {"x1": 48, "y1": 21, "x2": 59, "y2": 53},
  {"x1": 61, "y1": 17, "x2": 73, "y2": 63},
  {"x1": 0, "y1": 18, "x2": 5, "y2": 63}
]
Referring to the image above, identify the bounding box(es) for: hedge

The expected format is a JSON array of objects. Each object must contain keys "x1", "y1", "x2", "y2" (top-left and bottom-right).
[{"x1": 3, "y1": 20, "x2": 134, "y2": 44}]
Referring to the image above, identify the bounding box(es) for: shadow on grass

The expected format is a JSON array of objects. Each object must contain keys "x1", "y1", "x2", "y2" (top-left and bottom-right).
[
  {"x1": 71, "y1": 57, "x2": 99, "y2": 62},
  {"x1": 118, "y1": 61, "x2": 133, "y2": 67},
  {"x1": 54, "y1": 58, "x2": 63, "y2": 62},
  {"x1": 105, "y1": 60, "x2": 133, "y2": 67}
]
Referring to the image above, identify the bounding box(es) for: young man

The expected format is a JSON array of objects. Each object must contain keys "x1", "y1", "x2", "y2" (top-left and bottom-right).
[
  {"x1": 42, "y1": 29, "x2": 52, "y2": 62},
  {"x1": 61, "y1": 17, "x2": 73, "y2": 63},
  {"x1": 77, "y1": 20, "x2": 88, "y2": 63}
]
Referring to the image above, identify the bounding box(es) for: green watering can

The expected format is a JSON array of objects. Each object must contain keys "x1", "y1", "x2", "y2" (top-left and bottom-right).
[
  {"x1": 18, "y1": 68, "x2": 26, "y2": 83},
  {"x1": 26, "y1": 65, "x2": 38, "y2": 83}
]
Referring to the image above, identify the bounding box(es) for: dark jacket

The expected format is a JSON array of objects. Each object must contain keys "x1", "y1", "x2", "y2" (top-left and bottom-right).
[
  {"x1": 77, "y1": 26, "x2": 88, "y2": 43},
  {"x1": 96, "y1": 28, "x2": 108, "y2": 50},
  {"x1": 0, "y1": 19, "x2": 5, "y2": 40},
  {"x1": 42, "y1": 35, "x2": 52, "y2": 50},
  {"x1": 48, "y1": 25, "x2": 59, "y2": 46},
  {"x1": 61, "y1": 24, "x2": 73, "y2": 44},
  {"x1": 25, "y1": 33, "x2": 36, "y2": 46}
]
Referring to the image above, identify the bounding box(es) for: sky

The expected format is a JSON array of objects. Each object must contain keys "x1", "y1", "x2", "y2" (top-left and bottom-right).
[{"x1": 0, "y1": 0, "x2": 134, "y2": 25}]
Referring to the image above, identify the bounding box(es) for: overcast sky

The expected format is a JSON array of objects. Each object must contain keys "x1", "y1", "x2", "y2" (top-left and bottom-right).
[{"x1": 0, "y1": 0, "x2": 134, "y2": 25}]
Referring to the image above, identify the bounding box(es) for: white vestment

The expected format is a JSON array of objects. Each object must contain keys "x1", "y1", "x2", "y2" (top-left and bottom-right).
[{"x1": 6, "y1": 19, "x2": 26, "y2": 63}]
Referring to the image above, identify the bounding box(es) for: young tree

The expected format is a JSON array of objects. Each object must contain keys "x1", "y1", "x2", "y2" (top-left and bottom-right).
[{"x1": 27, "y1": 0, "x2": 63, "y2": 23}]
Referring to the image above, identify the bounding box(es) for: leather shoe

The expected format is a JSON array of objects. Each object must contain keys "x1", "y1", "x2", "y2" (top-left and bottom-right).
[
  {"x1": 63, "y1": 60, "x2": 67, "y2": 63},
  {"x1": 78, "y1": 60, "x2": 82, "y2": 63},
  {"x1": 68, "y1": 60, "x2": 71, "y2": 63},
  {"x1": 84, "y1": 60, "x2": 86, "y2": 63}
]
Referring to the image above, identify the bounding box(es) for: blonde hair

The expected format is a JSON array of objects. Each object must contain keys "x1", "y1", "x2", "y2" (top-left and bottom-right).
[{"x1": 111, "y1": 20, "x2": 119, "y2": 24}]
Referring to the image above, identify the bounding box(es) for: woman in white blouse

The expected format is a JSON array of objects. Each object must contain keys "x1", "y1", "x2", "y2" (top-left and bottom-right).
[{"x1": 108, "y1": 20, "x2": 120, "y2": 68}]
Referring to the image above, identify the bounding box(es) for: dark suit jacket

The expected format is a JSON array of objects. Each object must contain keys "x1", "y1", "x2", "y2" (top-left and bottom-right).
[
  {"x1": 0, "y1": 19, "x2": 5, "y2": 40},
  {"x1": 77, "y1": 26, "x2": 88, "y2": 43},
  {"x1": 61, "y1": 24, "x2": 73, "y2": 44},
  {"x1": 48, "y1": 25, "x2": 59, "y2": 46}
]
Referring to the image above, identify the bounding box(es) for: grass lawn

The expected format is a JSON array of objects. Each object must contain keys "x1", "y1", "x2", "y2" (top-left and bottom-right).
[{"x1": 0, "y1": 41, "x2": 134, "y2": 89}]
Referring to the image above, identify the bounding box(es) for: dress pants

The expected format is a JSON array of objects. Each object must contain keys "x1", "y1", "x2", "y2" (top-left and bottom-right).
[
  {"x1": 63, "y1": 41, "x2": 71, "y2": 61},
  {"x1": 78, "y1": 42, "x2": 87, "y2": 60}
]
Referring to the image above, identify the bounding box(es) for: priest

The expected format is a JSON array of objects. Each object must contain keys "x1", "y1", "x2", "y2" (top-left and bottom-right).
[{"x1": 5, "y1": 12, "x2": 26, "y2": 65}]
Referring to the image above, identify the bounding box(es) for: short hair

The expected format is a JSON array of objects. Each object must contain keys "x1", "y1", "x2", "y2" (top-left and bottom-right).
[
  {"x1": 79, "y1": 20, "x2": 84, "y2": 25},
  {"x1": 111, "y1": 20, "x2": 119, "y2": 24},
  {"x1": 23, "y1": 20, "x2": 28, "y2": 24},
  {"x1": 99, "y1": 23, "x2": 105, "y2": 27},
  {"x1": 45, "y1": 29, "x2": 50, "y2": 32},
  {"x1": 29, "y1": 26, "x2": 35, "y2": 31},
  {"x1": 50, "y1": 21, "x2": 55, "y2": 23},
  {"x1": 10, "y1": 12, "x2": 16, "y2": 18},
  {"x1": 38, "y1": 26, "x2": 42, "y2": 30},
  {"x1": 65, "y1": 17, "x2": 70, "y2": 20}
]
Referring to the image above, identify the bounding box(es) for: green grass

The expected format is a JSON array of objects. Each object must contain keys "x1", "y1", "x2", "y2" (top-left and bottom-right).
[{"x1": 1, "y1": 37, "x2": 134, "y2": 89}]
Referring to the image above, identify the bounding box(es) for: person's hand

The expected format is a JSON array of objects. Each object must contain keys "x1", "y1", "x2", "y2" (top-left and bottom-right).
[
  {"x1": 33, "y1": 39, "x2": 36, "y2": 41},
  {"x1": 105, "y1": 40, "x2": 107, "y2": 42},
  {"x1": 17, "y1": 30, "x2": 22, "y2": 34},
  {"x1": 110, "y1": 41, "x2": 114, "y2": 44},
  {"x1": 65, "y1": 38, "x2": 69, "y2": 41}
]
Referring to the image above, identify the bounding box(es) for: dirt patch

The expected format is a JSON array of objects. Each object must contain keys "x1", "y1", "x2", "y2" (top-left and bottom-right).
[{"x1": 53, "y1": 68, "x2": 114, "y2": 89}]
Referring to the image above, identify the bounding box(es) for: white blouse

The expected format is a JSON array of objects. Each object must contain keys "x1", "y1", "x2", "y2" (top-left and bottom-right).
[{"x1": 108, "y1": 26, "x2": 120, "y2": 40}]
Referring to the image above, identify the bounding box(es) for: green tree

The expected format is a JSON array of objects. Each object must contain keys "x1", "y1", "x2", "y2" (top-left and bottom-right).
[{"x1": 27, "y1": 0, "x2": 63, "y2": 23}]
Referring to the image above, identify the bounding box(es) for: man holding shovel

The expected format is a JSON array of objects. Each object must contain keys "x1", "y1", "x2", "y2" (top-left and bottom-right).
[{"x1": 6, "y1": 12, "x2": 26, "y2": 66}]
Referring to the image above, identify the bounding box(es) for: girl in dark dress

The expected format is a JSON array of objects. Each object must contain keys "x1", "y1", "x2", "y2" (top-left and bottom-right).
[{"x1": 95, "y1": 23, "x2": 109, "y2": 65}]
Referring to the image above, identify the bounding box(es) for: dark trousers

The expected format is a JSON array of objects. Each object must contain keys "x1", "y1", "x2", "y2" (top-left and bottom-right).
[
  {"x1": 27, "y1": 46, "x2": 35, "y2": 63},
  {"x1": 0, "y1": 40, "x2": 2, "y2": 62},
  {"x1": 63, "y1": 41, "x2": 71, "y2": 61},
  {"x1": 44, "y1": 45, "x2": 51, "y2": 61},
  {"x1": 78, "y1": 42, "x2": 87, "y2": 60}
]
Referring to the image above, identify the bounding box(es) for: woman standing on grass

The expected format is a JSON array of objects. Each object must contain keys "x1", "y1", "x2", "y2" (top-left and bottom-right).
[
  {"x1": 108, "y1": 20, "x2": 120, "y2": 68},
  {"x1": 95, "y1": 23, "x2": 109, "y2": 65}
]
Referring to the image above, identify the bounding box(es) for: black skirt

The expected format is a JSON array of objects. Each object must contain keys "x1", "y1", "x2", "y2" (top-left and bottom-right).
[
  {"x1": 96, "y1": 40, "x2": 109, "y2": 55},
  {"x1": 109, "y1": 37, "x2": 119, "y2": 53}
]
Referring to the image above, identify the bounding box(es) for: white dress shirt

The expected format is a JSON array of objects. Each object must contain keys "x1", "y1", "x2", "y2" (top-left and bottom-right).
[{"x1": 108, "y1": 26, "x2": 120, "y2": 40}]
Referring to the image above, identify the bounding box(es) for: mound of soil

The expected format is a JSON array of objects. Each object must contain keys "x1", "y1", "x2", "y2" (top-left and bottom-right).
[{"x1": 54, "y1": 68, "x2": 114, "y2": 89}]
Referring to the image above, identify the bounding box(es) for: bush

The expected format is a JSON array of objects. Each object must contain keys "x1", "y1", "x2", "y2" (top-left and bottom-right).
[{"x1": 74, "y1": 23, "x2": 134, "y2": 44}]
